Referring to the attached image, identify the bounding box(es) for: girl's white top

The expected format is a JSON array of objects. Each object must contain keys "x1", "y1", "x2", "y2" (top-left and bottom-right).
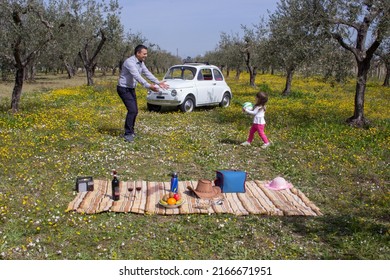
[{"x1": 245, "y1": 106, "x2": 266, "y2": 124}]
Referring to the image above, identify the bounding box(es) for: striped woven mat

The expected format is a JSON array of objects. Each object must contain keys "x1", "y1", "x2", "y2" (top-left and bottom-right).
[{"x1": 66, "y1": 180, "x2": 322, "y2": 216}]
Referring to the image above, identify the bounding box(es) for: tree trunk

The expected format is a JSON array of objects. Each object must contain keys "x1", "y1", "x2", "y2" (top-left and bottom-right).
[
  {"x1": 63, "y1": 59, "x2": 75, "y2": 79},
  {"x1": 248, "y1": 66, "x2": 257, "y2": 87},
  {"x1": 282, "y1": 67, "x2": 294, "y2": 96},
  {"x1": 235, "y1": 68, "x2": 241, "y2": 80},
  {"x1": 118, "y1": 59, "x2": 124, "y2": 72},
  {"x1": 112, "y1": 66, "x2": 117, "y2": 76},
  {"x1": 11, "y1": 67, "x2": 25, "y2": 113},
  {"x1": 85, "y1": 65, "x2": 94, "y2": 86},
  {"x1": 243, "y1": 49, "x2": 257, "y2": 87},
  {"x1": 347, "y1": 60, "x2": 370, "y2": 127},
  {"x1": 383, "y1": 64, "x2": 389, "y2": 87},
  {"x1": 27, "y1": 63, "x2": 36, "y2": 81},
  {"x1": 92, "y1": 63, "x2": 97, "y2": 77},
  {"x1": 78, "y1": 29, "x2": 107, "y2": 86}
]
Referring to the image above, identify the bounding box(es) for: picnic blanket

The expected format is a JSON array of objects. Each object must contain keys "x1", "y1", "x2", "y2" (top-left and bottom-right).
[{"x1": 66, "y1": 179, "x2": 322, "y2": 216}]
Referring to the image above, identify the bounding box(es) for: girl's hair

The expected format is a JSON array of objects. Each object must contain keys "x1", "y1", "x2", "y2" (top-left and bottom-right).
[{"x1": 254, "y1": 91, "x2": 268, "y2": 108}]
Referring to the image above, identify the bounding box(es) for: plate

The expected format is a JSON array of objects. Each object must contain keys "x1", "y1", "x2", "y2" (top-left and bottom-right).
[{"x1": 159, "y1": 200, "x2": 185, "y2": 208}]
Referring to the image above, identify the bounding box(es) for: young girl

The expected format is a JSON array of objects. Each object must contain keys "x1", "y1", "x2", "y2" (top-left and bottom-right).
[{"x1": 241, "y1": 91, "x2": 270, "y2": 148}]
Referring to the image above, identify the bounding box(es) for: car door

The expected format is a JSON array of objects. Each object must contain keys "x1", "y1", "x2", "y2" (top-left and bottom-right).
[
  {"x1": 212, "y1": 68, "x2": 226, "y2": 102},
  {"x1": 196, "y1": 68, "x2": 215, "y2": 105}
]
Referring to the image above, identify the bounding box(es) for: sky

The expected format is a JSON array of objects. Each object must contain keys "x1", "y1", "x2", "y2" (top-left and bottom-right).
[{"x1": 118, "y1": 0, "x2": 278, "y2": 58}]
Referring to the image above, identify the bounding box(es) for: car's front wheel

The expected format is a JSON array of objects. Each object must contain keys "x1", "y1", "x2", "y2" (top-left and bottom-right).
[
  {"x1": 219, "y1": 92, "x2": 231, "y2": 108},
  {"x1": 179, "y1": 96, "x2": 195, "y2": 112}
]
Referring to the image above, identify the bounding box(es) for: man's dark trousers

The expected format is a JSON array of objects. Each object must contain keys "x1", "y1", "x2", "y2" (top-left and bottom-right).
[{"x1": 117, "y1": 86, "x2": 138, "y2": 136}]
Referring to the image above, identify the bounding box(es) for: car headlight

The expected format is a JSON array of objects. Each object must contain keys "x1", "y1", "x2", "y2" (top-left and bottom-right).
[{"x1": 171, "y1": 89, "x2": 177, "y2": 97}]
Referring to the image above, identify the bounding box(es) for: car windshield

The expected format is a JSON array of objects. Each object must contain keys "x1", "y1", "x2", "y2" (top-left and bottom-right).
[{"x1": 164, "y1": 66, "x2": 196, "y2": 80}]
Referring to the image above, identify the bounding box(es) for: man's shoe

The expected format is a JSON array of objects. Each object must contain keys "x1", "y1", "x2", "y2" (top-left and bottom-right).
[{"x1": 124, "y1": 134, "x2": 134, "y2": 142}]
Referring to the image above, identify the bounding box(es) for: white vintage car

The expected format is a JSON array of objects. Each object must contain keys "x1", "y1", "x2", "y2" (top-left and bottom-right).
[{"x1": 146, "y1": 63, "x2": 232, "y2": 112}]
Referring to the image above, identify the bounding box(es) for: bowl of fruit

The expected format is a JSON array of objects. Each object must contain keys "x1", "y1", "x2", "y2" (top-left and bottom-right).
[{"x1": 159, "y1": 192, "x2": 185, "y2": 208}]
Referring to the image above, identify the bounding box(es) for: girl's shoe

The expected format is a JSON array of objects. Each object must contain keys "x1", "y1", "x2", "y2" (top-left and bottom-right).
[
  {"x1": 240, "y1": 141, "x2": 251, "y2": 146},
  {"x1": 261, "y1": 143, "x2": 270, "y2": 149}
]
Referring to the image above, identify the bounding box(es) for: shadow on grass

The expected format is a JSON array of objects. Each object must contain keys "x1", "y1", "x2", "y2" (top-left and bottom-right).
[
  {"x1": 143, "y1": 105, "x2": 219, "y2": 114},
  {"x1": 98, "y1": 126, "x2": 123, "y2": 137},
  {"x1": 280, "y1": 214, "x2": 389, "y2": 259},
  {"x1": 220, "y1": 138, "x2": 242, "y2": 145}
]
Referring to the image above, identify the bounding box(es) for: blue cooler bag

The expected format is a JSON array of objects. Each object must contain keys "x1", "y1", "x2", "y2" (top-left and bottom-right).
[{"x1": 215, "y1": 170, "x2": 247, "y2": 193}]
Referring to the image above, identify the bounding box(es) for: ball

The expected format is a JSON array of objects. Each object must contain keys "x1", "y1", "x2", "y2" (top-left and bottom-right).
[{"x1": 242, "y1": 102, "x2": 253, "y2": 111}]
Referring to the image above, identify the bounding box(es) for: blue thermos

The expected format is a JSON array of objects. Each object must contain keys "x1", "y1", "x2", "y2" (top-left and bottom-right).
[{"x1": 170, "y1": 172, "x2": 178, "y2": 193}]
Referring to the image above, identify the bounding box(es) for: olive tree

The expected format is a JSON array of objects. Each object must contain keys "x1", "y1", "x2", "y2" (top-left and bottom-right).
[
  {"x1": 375, "y1": 37, "x2": 390, "y2": 86},
  {"x1": 52, "y1": 0, "x2": 121, "y2": 86},
  {"x1": 318, "y1": 0, "x2": 390, "y2": 127},
  {"x1": 0, "y1": 0, "x2": 56, "y2": 112},
  {"x1": 240, "y1": 22, "x2": 268, "y2": 87},
  {"x1": 94, "y1": 7, "x2": 124, "y2": 76},
  {"x1": 217, "y1": 32, "x2": 245, "y2": 78},
  {"x1": 268, "y1": 0, "x2": 324, "y2": 95},
  {"x1": 47, "y1": 0, "x2": 86, "y2": 78},
  {"x1": 76, "y1": 0, "x2": 121, "y2": 85},
  {"x1": 311, "y1": 40, "x2": 355, "y2": 83}
]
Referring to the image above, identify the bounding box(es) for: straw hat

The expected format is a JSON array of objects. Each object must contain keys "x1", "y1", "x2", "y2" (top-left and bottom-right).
[
  {"x1": 265, "y1": 177, "x2": 293, "y2": 190},
  {"x1": 188, "y1": 179, "x2": 221, "y2": 199}
]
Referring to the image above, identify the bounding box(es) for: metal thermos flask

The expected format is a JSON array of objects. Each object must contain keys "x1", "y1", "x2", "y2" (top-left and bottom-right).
[{"x1": 170, "y1": 172, "x2": 178, "y2": 193}]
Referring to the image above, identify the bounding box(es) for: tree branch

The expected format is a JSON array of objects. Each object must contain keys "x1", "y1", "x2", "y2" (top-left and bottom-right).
[
  {"x1": 25, "y1": 36, "x2": 53, "y2": 66},
  {"x1": 366, "y1": 39, "x2": 381, "y2": 61},
  {"x1": 328, "y1": 17, "x2": 360, "y2": 31},
  {"x1": 27, "y1": 5, "x2": 53, "y2": 29},
  {"x1": 331, "y1": 32, "x2": 358, "y2": 57},
  {"x1": 90, "y1": 29, "x2": 107, "y2": 63},
  {"x1": 364, "y1": 5, "x2": 385, "y2": 25}
]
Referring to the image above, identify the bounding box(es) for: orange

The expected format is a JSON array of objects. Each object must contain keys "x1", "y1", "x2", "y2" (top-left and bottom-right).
[{"x1": 167, "y1": 197, "x2": 177, "y2": 205}]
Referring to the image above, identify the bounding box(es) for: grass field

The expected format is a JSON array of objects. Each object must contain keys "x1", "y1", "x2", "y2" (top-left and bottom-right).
[
  {"x1": 0, "y1": 72, "x2": 389, "y2": 260},
  {"x1": 0, "y1": 73, "x2": 113, "y2": 99}
]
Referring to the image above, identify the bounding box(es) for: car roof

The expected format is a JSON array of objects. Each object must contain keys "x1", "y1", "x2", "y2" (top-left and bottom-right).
[
  {"x1": 183, "y1": 62, "x2": 209, "y2": 65},
  {"x1": 170, "y1": 63, "x2": 220, "y2": 69}
]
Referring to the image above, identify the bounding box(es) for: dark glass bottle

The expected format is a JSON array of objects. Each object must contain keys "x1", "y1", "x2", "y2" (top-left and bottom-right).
[{"x1": 111, "y1": 169, "x2": 120, "y2": 201}]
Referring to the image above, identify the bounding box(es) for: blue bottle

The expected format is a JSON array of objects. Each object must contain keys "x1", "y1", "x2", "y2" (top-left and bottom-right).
[{"x1": 170, "y1": 172, "x2": 178, "y2": 193}]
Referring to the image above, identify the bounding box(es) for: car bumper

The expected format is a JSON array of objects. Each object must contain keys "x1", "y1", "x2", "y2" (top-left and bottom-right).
[{"x1": 147, "y1": 94, "x2": 181, "y2": 106}]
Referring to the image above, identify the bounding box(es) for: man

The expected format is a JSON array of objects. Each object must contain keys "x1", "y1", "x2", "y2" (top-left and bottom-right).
[{"x1": 117, "y1": 44, "x2": 169, "y2": 142}]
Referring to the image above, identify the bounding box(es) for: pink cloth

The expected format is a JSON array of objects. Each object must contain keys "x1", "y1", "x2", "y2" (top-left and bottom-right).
[{"x1": 247, "y1": 124, "x2": 269, "y2": 144}]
